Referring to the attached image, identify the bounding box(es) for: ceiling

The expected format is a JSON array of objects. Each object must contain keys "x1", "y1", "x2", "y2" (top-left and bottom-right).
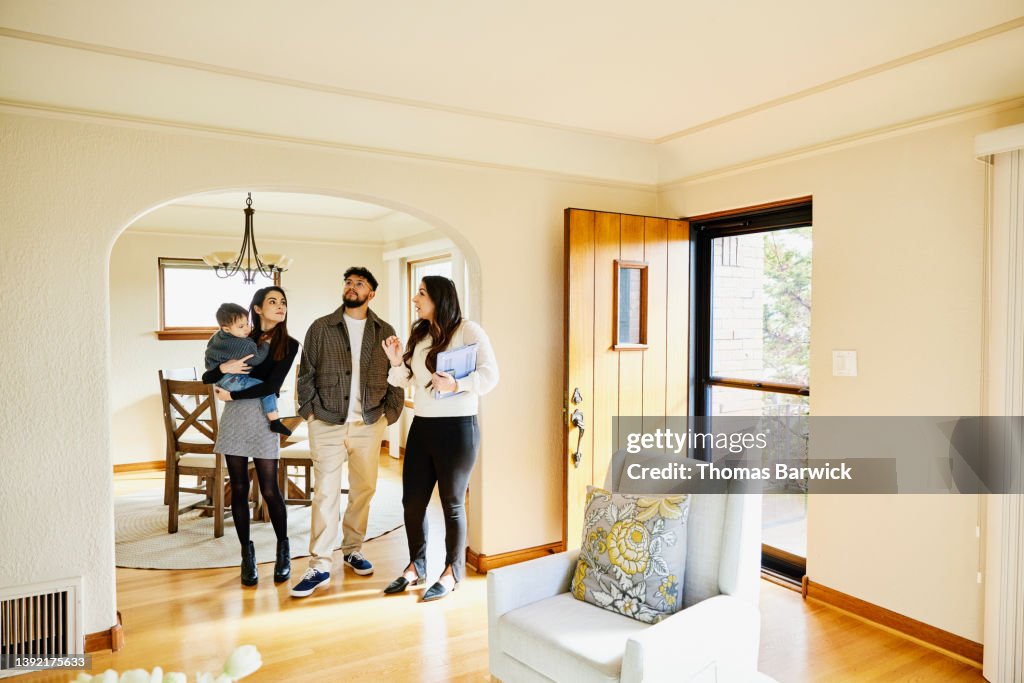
[
  {"x1": 179, "y1": 191, "x2": 395, "y2": 220},
  {"x1": 129, "y1": 191, "x2": 436, "y2": 244},
  {"x1": 2, "y1": 1, "x2": 1023, "y2": 182}
]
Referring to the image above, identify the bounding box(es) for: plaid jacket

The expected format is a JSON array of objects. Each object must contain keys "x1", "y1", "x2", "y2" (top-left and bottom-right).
[{"x1": 296, "y1": 306, "x2": 405, "y2": 426}]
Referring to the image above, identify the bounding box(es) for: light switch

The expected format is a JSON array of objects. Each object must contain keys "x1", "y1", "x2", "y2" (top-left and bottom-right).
[{"x1": 833, "y1": 350, "x2": 858, "y2": 377}]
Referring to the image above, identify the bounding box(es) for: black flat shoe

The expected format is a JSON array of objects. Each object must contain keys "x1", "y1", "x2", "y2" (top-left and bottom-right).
[
  {"x1": 241, "y1": 541, "x2": 258, "y2": 587},
  {"x1": 274, "y1": 539, "x2": 291, "y2": 583},
  {"x1": 384, "y1": 574, "x2": 425, "y2": 594},
  {"x1": 421, "y1": 577, "x2": 458, "y2": 602}
]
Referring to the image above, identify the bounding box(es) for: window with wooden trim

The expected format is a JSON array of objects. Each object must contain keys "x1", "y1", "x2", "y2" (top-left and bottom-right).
[
  {"x1": 613, "y1": 260, "x2": 648, "y2": 349},
  {"x1": 156, "y1": 258, "x2": 280, "y2": 340},
  {"x1": 403, "y1": 254, "x2": 453, "y2": 404}
]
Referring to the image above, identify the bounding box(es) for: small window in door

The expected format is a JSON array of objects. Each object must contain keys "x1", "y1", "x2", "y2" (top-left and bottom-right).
[{"x1": 613, "y1": 260, "x2": 648, "y2": 349}]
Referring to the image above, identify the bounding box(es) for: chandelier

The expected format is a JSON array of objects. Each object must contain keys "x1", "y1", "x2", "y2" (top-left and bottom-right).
[{"x1": 202, "y1": 193, "x2": 292, "y2": 284}]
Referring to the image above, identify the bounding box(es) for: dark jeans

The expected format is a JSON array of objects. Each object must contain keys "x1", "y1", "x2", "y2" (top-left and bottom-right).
[{"x1": 403, "y1": 415, "x2": 480, "y2": 582}]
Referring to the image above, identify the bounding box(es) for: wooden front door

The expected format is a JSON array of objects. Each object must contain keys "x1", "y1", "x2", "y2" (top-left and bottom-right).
[{"x1": 563, "y1": 209, "x2": 690, "y2": 548}]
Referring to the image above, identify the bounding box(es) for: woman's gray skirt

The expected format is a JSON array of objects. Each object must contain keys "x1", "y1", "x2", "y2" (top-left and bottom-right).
[{"x1": 214, "y1": 398, "x2": 280, "y2": 460}]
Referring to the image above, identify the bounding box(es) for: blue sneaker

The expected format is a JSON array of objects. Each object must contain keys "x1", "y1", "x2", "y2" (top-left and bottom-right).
[
  {"x1": 343, "y1": 551, "x2": 374, "y2": 575},
  {"x1": 290, "y1": 568, "x2": 330, "y2": 597}
]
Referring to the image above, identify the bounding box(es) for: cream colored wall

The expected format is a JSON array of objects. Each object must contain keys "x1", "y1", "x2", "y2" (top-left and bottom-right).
[
  {"x1": 659, "y1": 105, "x2": 1024, "y2": 642},
  {"x1": 109, "y1": 231, "x2": 387, "y2": 465},
  {"x1": 0, "y1": 111, "x2": 656, "y2": 633}
]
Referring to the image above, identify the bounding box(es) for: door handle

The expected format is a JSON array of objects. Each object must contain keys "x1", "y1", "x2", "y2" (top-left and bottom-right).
[{"x1": 570, "y1": 408, "x2": 586, "y2": 468}]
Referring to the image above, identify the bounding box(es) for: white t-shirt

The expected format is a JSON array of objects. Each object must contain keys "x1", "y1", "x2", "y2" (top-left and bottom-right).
[{"x1": 344, "y1": 313, "x2": 368, "y2": 423}]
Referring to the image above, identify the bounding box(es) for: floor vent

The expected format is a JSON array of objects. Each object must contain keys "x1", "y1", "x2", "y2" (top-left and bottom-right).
[{"x1": 0, "y1": 578, "x2": 83, "y2": 679}]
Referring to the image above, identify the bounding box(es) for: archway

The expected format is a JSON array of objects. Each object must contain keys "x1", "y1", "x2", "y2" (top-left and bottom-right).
[{"x1": 105, "y1": 184, "x2": 484, "y2": 560}]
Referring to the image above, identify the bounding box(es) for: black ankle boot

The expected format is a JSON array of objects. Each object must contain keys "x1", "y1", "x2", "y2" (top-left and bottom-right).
[
  {"x1": 274, "y1": 539, "x2": 291, "y2": 583},
  {"x1": 241, "y1": 541, "x2": 258, "y2": 586}
]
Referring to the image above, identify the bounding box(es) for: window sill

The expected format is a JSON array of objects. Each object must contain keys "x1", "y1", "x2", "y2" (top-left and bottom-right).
[{"x1": 156, "y1": 329, "x2": 216, "y2": 341}]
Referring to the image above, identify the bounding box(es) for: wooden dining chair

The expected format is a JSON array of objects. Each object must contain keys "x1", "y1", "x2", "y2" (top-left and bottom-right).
[
  {"x1": 279, "y1": 418, "x2": 315, "y2": 506},
  {"x1": 159, "y1": 368, "x2": 252, "y2": 538}
]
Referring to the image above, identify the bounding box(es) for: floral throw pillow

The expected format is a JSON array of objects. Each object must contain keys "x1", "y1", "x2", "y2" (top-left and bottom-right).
[{"x1": 570, "y1": 486, "x2": 690, "y2": 624}]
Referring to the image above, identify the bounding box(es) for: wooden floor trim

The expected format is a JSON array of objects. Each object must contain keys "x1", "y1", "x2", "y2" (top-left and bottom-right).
[
  {"x1": 466, "y1": 541, "x2": 564, "y2": 574},
  {"x1": 804, "y1": 577, "x2": 983, "y2": 666},
  {"x1": 113, "y1": 461, "x2": 165, "y2": 473},
  {"x1": 84, "y1": 611, "x2": 124, "y2": 653}
]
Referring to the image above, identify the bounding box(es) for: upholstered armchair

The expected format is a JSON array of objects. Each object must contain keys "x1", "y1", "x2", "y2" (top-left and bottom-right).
[{"x1": 487, "y1": 489, "x2": 763, "y2": 682}]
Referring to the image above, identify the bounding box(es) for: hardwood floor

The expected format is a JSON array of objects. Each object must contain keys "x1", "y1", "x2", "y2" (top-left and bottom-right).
[
  {"x1": 758, "y1": 582, "x2": 983, "y2": 682},
  {"x1": 18, "y1": 459, "x2": 985, "y2": 682}
]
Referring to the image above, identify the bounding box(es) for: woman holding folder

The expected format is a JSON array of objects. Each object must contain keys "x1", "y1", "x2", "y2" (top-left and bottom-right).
[{"x1": 381, "y1": 275, "x2": 499, "y2": 601}]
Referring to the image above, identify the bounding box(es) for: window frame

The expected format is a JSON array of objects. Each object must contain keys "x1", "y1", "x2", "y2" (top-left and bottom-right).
[
  {"x1": 156, "y1": 257, "x2": 280, "y2": 341},
  {"x1": 404, "y1": 253, "x2": 453, "y2": 405},
  {"x1": 689, "y1": 199, "x2": 813, "y2": 416},
  {"x1": 406, "y1": 253, "x2": 453, "y2": 327},
  {"x1": 688, "y1": 197, "x2": 813, "y2": 583},
  {"x1": 612, "y1": 259, "x2": 649, "y2": 350}
]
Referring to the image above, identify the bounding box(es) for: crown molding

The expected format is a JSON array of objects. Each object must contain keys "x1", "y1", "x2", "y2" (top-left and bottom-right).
[
  {"x1": 0, "y1": 27, "x2": 649, "y2": 144},
  {"x1": 658, "y1": 96, "x2": 1024, "y2": 190},
  {"x1": 0, "y1": 99, "x2": 659, "y2": 193},
  {"x1": 6, "y1": 94, "x2": 1022, "y2": 195},
  {"x1": 655, "y1": 16, "x2": 1024, "y2": 145},
  {"x1": 3, "y1": 19, "x2": 1021, "y2": 165}
]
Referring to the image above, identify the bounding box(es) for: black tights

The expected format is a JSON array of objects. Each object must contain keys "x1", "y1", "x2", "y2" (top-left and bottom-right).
[{"x1": 224, "y1": 455, "x2": 288, "y2": 547}]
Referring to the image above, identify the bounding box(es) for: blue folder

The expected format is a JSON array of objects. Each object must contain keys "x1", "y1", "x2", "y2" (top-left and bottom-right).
[{"x1": 434, "y1": 343, "x2": 478, "y2": 399}]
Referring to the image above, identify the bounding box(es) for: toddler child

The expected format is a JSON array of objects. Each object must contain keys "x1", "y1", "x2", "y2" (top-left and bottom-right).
[{"x1": 205, "y1": 303, "x2": 292, "y2": 436}]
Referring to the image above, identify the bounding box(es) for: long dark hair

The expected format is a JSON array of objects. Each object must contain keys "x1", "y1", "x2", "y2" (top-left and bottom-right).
[
  {"x1": 403, "y1": 275, "x2": 463, "y2": 385},
  {"x1": 250, "y1": 285, "x2": 290, "y2": 361}
]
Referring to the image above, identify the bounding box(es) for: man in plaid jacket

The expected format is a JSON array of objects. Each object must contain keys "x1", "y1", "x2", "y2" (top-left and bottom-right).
[{"x1": 290, "y1": 266, "x2": 405, "y2": 597}]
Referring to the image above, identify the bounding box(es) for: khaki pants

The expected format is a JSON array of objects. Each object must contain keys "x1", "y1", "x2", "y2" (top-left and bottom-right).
[{"x1": 307, "y1": 417, "x2": 387, "y2": 572}]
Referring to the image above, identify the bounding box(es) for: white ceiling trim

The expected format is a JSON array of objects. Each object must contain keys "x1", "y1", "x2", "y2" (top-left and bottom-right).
[
  {"x1": 657, "y1": 23, "x2": 1024, "y2": 183},
  {"x1": 0, "y1": 26, "x2": 649, "y2": 144},
  {"x1": 655, "y1": 15, "x2": 1024, "y2": 145},
  {"x1": 6, "y1": 94, "x2": 1020, "y2": 194},
  {"x1": 7, "y1": 18, "x2": 1018, "y2": 150},
  {"x1": 661, "y1": 95, "x2": 1024, "y2": 190},
  {"x1": 0, "y1": 100, "x2": 659, "y2": 192}
]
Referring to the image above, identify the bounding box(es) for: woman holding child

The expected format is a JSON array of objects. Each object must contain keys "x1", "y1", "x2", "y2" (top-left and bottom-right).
[
  {"x1": 203, "y1": 286, "x2": 299, "y2": 587},
  {"x1": 381, "y1": 276, "x2": 499, "y2": 601}
]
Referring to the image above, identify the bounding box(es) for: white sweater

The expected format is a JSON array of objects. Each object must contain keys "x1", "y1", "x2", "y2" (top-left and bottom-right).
[{"x1": 387, "y1": 320, "x2": 499, "y2": 417}]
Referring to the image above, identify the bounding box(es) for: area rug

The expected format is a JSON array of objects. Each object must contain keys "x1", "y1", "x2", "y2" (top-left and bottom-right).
[{"x1": 115, "y1": 477, "x2": 404, "y2": 570}]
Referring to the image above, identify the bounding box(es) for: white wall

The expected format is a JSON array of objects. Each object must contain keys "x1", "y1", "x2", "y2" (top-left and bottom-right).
[
  {"x1": 0, "y1": 111, "x2": 656, "y2": 633},
  {"x1": 109, "y1": 230, "x2": 387, "y2": 465},
  {"x1": 659, "y1": 104, "x2": 1024, "y2": 642}
]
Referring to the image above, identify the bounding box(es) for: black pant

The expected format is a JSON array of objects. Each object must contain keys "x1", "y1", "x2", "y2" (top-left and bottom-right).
[{"x1": 402, "y1": 415, "x2": 480, "y2": 582}]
